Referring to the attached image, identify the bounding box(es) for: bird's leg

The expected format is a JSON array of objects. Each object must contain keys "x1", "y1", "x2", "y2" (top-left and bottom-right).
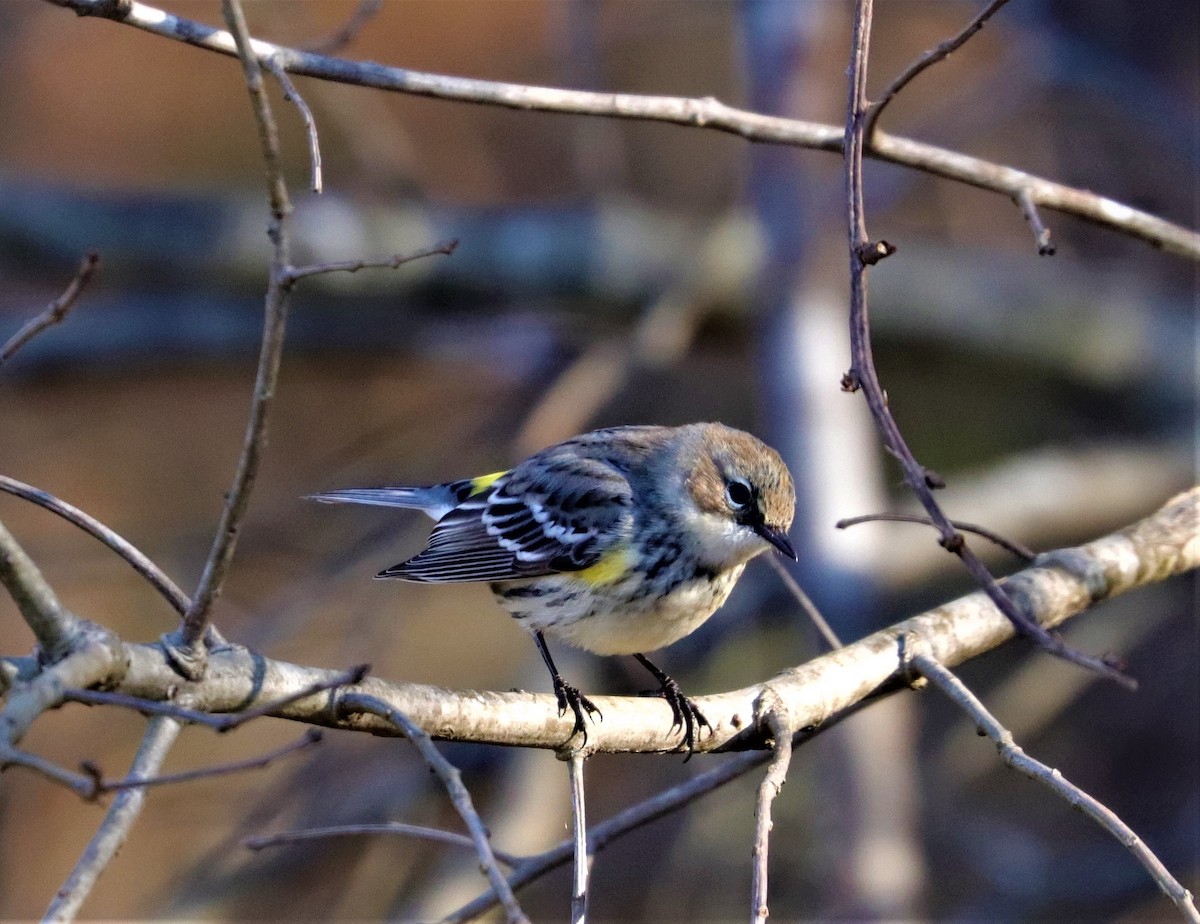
[
  {"x1": 535, "y1": 631, "x2": 601, "y2": 743},
  {"x1": 632, "y1": 653, "x2": 711, "y2": 757}
]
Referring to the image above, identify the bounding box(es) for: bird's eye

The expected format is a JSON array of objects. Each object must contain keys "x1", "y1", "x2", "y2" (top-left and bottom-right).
[{"x1": 725, "y1": 478, "x2": 753, "y2": 510}]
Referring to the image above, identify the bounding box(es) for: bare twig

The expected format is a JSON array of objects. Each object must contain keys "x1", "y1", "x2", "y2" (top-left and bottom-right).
[
  {"x1": 568, "y1": 755, "x2": 589, "y2": 924},
  {"x1": 245, "y1": 822, "x2": 524, "y2": 868},
  {"x1": 0, "y1": 743, "x2": 96, "y2": 795},
  {"x1": 87, "y1": 728, "x2": 321, "y2": 794},
  {"x1": 765, "y1": 555, "x2": 844, "y2": 650},
  {"x1": 0, "y1": 251, "x2": 99, "y2": 364},
  {"x1": 43, "y1": 717, "x2": 183, "y2": 924},
  {"x1": 0, "y1": 517, "x2": 81, "y2": 656},
  {"x1": 864, "y1": 0, "x2": 1012, "y2": 139},
  {"x1": 0, "y1": 475, "x2": 190, "y2": 616},
  {"x1": 842, "y1": 0, "x2": 1132, "y2": 689},
  {"x1": 751, "y1": 695, "x2": 793, "y2": 924},
  {"x1": 340, "y1": 693, "x2": 530, "y2": 924},
  {"x1": 171, "y1": 0, "x2": 297, "y2": 669},
  {"x1": 301, "y1": 0, "x2": 383, "y2": 55},
  {"x1": 836, "y1": 512, "x2": 1036, "y2": 562},
  {"x1": 284, "y1": 238, "x2": 459, "y2": 283},
  {"x1": 263, "y1": 56, "x2": 323, "y2": 194},
  {"x1": 910, "y1": 652, "x2": 1199, "y2": 923},
  {"x1": 65, "y1": 664, "x2": 369, "y2": 730},
  {"x1": 1016, "y1": 188, "x2": 1057, "y2": 255},
  {"x1": 43, "y1": 0, "x2": 1200, "y2": 259}
]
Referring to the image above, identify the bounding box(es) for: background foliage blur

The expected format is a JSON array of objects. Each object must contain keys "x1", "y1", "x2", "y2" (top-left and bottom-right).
[{"x1": 0, "y1": 1, "x2": 1195, "y2": 920}]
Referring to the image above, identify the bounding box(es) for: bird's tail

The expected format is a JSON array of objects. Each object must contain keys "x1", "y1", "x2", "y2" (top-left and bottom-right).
[
  {"x1": 309, "y1": 472, "x2": 507, "y2": 521},
  {"x1": 308, "y1": 484, "x2": 461, "y2": 521}
]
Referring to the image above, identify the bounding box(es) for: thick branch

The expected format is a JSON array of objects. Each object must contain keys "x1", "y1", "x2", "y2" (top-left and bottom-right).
[
  {"x1": 15, "y1": 489, "x2": 1192, "y2": 754},
  {"x1": 45, "y1": 0, "x2": 1200, "y2": 259}
]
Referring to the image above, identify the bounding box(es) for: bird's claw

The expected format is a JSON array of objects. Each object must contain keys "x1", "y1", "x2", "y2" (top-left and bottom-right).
[
  {"x1": 554, "y1": 678, "x2": 602, "y2": 744},
  {"x1": 641, "y1": 677, "x2": 711, "y2": 759}
]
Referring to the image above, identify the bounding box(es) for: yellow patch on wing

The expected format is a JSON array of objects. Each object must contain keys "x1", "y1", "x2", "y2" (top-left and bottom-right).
[
  {"x1": 576, "y1": 546, "x2": 633, "y2": 586},
  {"x1": 468, "y1": 471, "x2": 508, "y2": 496}
]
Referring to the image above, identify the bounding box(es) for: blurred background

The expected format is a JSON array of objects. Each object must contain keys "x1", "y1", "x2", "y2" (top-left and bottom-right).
[{"x1": 0, "y1": 0, "x2": 1196, "y2": 920}]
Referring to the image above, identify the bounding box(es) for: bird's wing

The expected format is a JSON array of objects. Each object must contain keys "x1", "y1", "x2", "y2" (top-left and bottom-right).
[{"x1": 378, "y1": 458, "x2": 633, "y2": 583}]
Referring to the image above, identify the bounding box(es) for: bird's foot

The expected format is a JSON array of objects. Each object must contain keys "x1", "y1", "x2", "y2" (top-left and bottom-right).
[
  {"x1": 553, "y1": 677, "x2": 602, "y2": 744},
  {"x1": 640, "y1": 676, "x2": 711, "y2": 759}
]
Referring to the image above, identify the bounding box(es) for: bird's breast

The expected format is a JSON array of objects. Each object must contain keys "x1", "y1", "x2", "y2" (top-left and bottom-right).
[{"x1": 491, "y1": 562, "x2": 746, "y2": 655}]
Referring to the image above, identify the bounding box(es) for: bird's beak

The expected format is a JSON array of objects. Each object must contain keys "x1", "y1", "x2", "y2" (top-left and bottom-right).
[{"x1": 755, "y1": 523, "x2": 797, "y2": 560}]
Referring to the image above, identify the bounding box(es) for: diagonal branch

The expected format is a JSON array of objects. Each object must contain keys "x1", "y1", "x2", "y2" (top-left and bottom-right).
[
  {"x1": 864, "y1": 0, "x2": 1013, "y2": 138},
  {"x1": 910, "y1": 652, "x2": 1199, "y2": 922},
  {"x1": 21, "y1": 488, "x2": 1191, "y2": 755},
  {"x1": 0, "y1": 517, "x2": 82, "y2": 657},
  {"x1": 340, "y1": 693, "x2": 530, "y2": 924},
  {"x1": 0, "y1": 251, "x2": 99, "y2": 364},
  {"x1": 44, "y1": 0, "x2": 1200, "y2": 259},
  {"x1": 43, "y1": 717, "x2": 183, "y2": 924},
  {"x1": 0, "y1": 475, "x2": 190, "y2": 616}
]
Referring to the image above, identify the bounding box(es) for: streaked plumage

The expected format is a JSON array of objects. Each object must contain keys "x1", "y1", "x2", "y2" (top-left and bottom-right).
[{"x1": 313, "y1": 422, "x2": 796, "y2": 753}]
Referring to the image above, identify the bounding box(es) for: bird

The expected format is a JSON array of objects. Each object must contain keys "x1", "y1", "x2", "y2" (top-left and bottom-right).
[{"x1": 312, "y1": 422, "x2": 797, "y2": 754}]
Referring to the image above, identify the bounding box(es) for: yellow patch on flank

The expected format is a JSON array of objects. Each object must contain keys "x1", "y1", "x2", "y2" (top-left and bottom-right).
[
  {"x1": 576, "y1": 546, "x2": 633, "y2": 586},
  {"x1": 469, "y1": 471, "x2": 507, "y2": 496}
]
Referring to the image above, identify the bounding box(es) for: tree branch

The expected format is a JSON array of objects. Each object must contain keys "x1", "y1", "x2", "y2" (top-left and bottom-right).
[
  {"x1": 339, "y1": 693, "x2": 530, "y2": 924},
  {"x1": 44, "y1": 0, "x2": 1200, "y2": 259},
  {"x1": 750, "y1": 694, "x2": 793, "y2": 924},
  {"x1": 9, "y1": 488, "x2": 1190, "y2": 755},
  {"x1": 43, "y1": 717, "x2": 183, "y2": 924},
  {"x1": 910, "y1": 652, "x2": 1199, "y2": 923},
  {"x1": 864, "y1": 0, "x2": 1012, "y2": 139},
  {"x1": 843, "y1": 0, "x2": 1133, "y2": 689},
  {"x1": 0, "y1": 517, "x2": 82, "y2": 657},
  {"x1": 568, "y1": 755, "x2": 589, "y2": 924},
  {"x1": 0, "y1": 475, "x2": 190, "y2": 617},
  {"x1": 0, "y1": 251, "x2": 99, "y2": 364},
  {"x1": 171, "y1": 0, "x2": 296, "y2": 668}
]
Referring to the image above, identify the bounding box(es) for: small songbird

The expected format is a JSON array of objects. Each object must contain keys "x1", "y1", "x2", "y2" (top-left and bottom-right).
[{"x1": 312, "y1": 423, "x2": 797, "y2": 753}]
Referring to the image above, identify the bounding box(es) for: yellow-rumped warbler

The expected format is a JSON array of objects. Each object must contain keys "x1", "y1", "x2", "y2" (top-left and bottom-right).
[{"x1": 313, "y1": 422, "x2": 796, "y2": 752}]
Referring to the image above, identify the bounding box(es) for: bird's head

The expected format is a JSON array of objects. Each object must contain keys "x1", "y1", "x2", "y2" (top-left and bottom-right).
[{"x1": 681, "y1": 424, "x2": 797, "y2": 568}]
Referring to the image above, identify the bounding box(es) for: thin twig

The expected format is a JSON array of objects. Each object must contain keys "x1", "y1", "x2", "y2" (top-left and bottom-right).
[
  {"x1": 340, "y1": 692, "x2": 531, "y2": 924},
  {"x1": 64, "y1": 664, "x2": 369, "y2": 730},
  {"x1": 43, "y1": 717, "x2": 183, "y2": 924},
  {"x1": 864, "y1": 0, "x2": 1012, "y2": 139},
  {"x1": 284, "y1": 238, "x2": 458, "y2": 283},
  {"x1": 836, "y1": 511, "x2": 1036, "y2": 562},
  {"x1": 441, "y1": 705, "x2": 877, "y2": 924},
  {"x1": 910, "y1": 652, "x2": 1199, "y2": 923},
  {"x1": 0, "y1": 517, "x2": 81, "y2": 656},
  {"x1": 751, "y1": 696, "x2": 793, "y2": 924},
  {"x1": 172, "y1": 0, "x2": 297, "y2": 668},
  {"x1": 842, "y1": 0, "x2": 1133, "y2": 689},
  {"x1": 86, "y1": 728, "x2": 321, "y2": 794},
  {"x1": 568, "y1": 755, "x2": 589, "y2": 924},
  {"x1": 301, "y1": 0, "x2": 383, "y2": 55},
  {"x1": 263, "y1": 56, "x2": 323, "y2": 194},
  {"x1": 0, "y1": 475, "x2": 190, "y2": 616},
  {"x1": 0, "y1": 743, "x2": 96, "y2": 796},
  {"x1": 1016, "y1": 188, "x2": 1057, "y2": 255},
  {"x1": 244, "y1": 822, "x2": 524, "y2": 868},
  {"x1": 765, "y1": 555, "x2": 844, "y2": 650},
  {"x1": 42, "y1": 0, "x2": 1200, "y2": 260},
  {"x1": 0, "y1": 251, "x2": 99, "y2": 364}
]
